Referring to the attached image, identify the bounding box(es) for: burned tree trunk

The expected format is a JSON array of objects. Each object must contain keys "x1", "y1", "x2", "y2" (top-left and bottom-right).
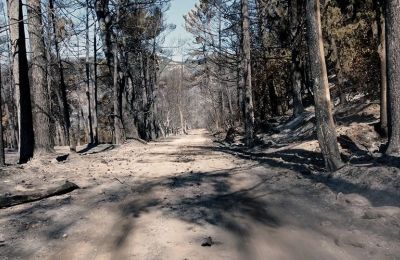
[
  {"x1": 241, "y1": 0, "x2": 255, "y2": 146},
  {"x1": 376, "y1": 1, "x2": 388, "y2": 137},
  {"x1": 290, "y1": 0, "x2": 304, "y2": 117},
  {"x1": 113, "y1": 45, "x2": 126, "y2": 144},
  {"x1": 2, "y1": 7, "x2": 18, "y2": 150},
  {"x1": 0, "y1": 180, "x2": 79, "y2": 208},
  {"x1": 49, "y1": 0, "x2": 71, "y2": 147},
  {"x1": 236, "y1": 56, "x2": 244, "y2": 123},
  {"x1": 0, "y1": 66, "x2": 5, "y2": 166},
  {"x1": 86, "y1": 0, "x2": 94, "y2": 144},
  {"x1": 268, "y1": 76, "x2": 279, "y2": 116},
  {"x1": 385, "y1": 0, "x2": 400, "y2": 155},
  {"x1": 93, "y1": 13, "x2": 99, "y2": 144},
  {"x1": 8, "y1": 0, "x2": 34, "y2": 163},
  {"x1": 292, "y1": 50, "x2": 304, "y2": 117},
  {"x1": 306, "y1": 0, "x2": 344, "y2": 171},
  {"x1": 27, "y1": 0, "x2": 54, "y2": 154},
  {"x1": 95, "y1": 0, "x2": 125, "y2": 145},
  {"x1": 95, "y1": 0, "x2": 113, "y2": 66}
]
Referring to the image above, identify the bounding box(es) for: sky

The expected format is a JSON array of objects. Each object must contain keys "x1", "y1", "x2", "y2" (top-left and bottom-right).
[{"x1": 164, "y1": 0, "x2": 199, "y2": 61}]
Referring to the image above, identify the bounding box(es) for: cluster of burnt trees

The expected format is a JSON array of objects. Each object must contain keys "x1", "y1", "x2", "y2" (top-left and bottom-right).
[
  {"x1": 0, "y1": 0, "x2": 172, "y2": 165},
  {"x1": 1, "y1": 0, "x2": 400, "y2": 172},
  {"x1": 184, "y1": 0, "x2": 400, "y2": 171}
]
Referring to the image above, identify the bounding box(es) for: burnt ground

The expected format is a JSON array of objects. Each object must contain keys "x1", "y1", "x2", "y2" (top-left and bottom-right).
[{"x1": 0, "y1": 128, "x2": 399, "y2": 259}]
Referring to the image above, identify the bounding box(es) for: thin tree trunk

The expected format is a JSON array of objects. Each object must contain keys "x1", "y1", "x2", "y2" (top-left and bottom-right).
[
  {"x1": 241, "y1": 0, "x2": 255, "y2": 146},
  {"x1": 374, "y1": 0, "x2": 388, "y2": 136},
  {"x1": 337, "y1": 72, "x2": 347, "y2": 105},
  {"x1": 178, "y1": 106, "x2": 185, "y2": 134},
  {"x1": 86, "y1": 0, "x2": 94, "y2": 144},
  {"x1": 226, "y1": 87, "x2": 233, "y2": 122},
  {"x1": 49, "y1": 0, "x2": 71, "y2": 147},
  {"x1": 69, "y1": 121, "x2": 77, "y2": 152},
  {"x1": 113, "y1": 45, "x2": 126, "y2": 144},
  {"x1": 152, "y1": 41, "x2": 160, "y2": 138},
  {"x1": 236, "y1": 59, "x2": 244, "y2": 123},
  {"x1": 45, "y1": 7, "x2": 56, "y2": 145},
  {"x1": 2, "y1": 5, "x2": 18, "y2": 150},
  {"x1": 331, "y1": 39, "x2": 347, "y2": 106},
  {"x1": 178, "y1": 60, "x2": 185, "y2": 134},
  {"x1": 219, "y1": 89, "x2": 225, "y2": 127},
  {"x1": 290, "y1": 0, "x2": 304, "y2": 117},
  {"x1": 0, "y1": 66, "x2": 5, "y2": 166},
  {"x1": 385, "y1": 0, "x2": 400, "y2": 155},
  {"x1": 77, "y1": 111, "x2": 81, "y2": 146},
  {"x1": 379, "y1": 20, "x2": 388, "y2": 136},
  {"x1": 27, "y1": 0, "x2": 54, "y2": 154},
  {"x1": 151, "y1": 36, "x2": 159, "y2": 138},
  {"x1": 268, "y1": 76, "x2": 279, "y2": 116},
  {"x1": 306, "y1": 0, "x2": 344, "y2": 171},
  {"x1": 217, "y1": 13, "x2": 225, "y2": 128},
  {"x1": 93, "y1": 12, "x2": 99, "y2": 144},
  {"x1": 145, "y1": 51, "x2": 155, "y2": 140},
  {"x1": 292, "y1": 51, "x2": 304, "y2": 117},
  {"x1": 80, "y1": 108, "x2": 89, "y2": 143},
  {"x1": 8, "y1": 0, "x2": 34, "y2": 163}
]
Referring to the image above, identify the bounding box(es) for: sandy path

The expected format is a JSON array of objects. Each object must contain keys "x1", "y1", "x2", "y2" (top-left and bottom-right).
[{"x1": 0, "y1": 129, "x2": 399, "y2": 259}]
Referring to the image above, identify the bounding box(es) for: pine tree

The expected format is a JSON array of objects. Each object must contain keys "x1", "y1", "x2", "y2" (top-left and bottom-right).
[
  {"x1": 306, "y1": 0, "x2": 344, "y2": 171},
  {"x1": 385, "y1": 0, "x2": 400, "y2": 155},
  {"x1": 0, "y1": 66, "x2": 5, "y2": 166},
  {"x1": 8, "y1": 0, "x2": 34, "y2": 163},
  {"x1": 27, "y1": 0, "x2": 54, "y2": 154},
  {"x1": 241, "y1": 0, "x2": 255, "y2": 146}
]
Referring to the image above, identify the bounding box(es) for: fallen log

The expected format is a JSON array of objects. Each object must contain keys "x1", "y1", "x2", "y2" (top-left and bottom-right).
[{"x1": 0, "y1": 180, "x2": 79, "y2": 208}]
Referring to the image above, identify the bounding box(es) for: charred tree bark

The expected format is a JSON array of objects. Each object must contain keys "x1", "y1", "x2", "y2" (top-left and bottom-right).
[
  {"x1": 0, "y1": 67, "x2": 5, "y2": 166},
  {"x1": 375, "y1": 1, "x2": 388, "y2": 137},
  {"x1": 385, "y1": 0, "x2": 400, "y2": 155},
  {"x1": 226, "y1": 86, "x2": 234, "y2": 123},
  {"x1": 95, "y1": 0, "x2": 125, "y2": 144},
  {"x1": 144, "y1": 52, "x2": 155, "y2": 140},
  {"x1": 331, "y1": 39, "x2": 347, "y2": 106},
  {"x1": 113, "y1": 45, "x2": 126, "y2": 144},
  {"x1": 0, "y1": 180, "x2": 79, "y2": 208},
  {"x1": 290, "y1": 0, "x2": 304, "y2": 117},
  {"x1": 93, "y1": 12, "x2": 99, "y2": 144},
  {"x1": 151, "y1": 37, "x2": 161, "y2": 138},
  {"x1": 241, "y1": 0, "x2": 255, "y2": 146},
  {"x1": 49, "y1": 0, "x2": 71, "y2": 147},
  {"x1": 95, "y1": 0, "x2": 113, "y2": 66},
  {"x1": 178, "y1": 59, "x2": 185, "y2": 134},
  {"x1": 306, "y1": 0, "x2": 344, "y2": 171},
  {"x1": 44, "y1": 6, "x2": 56, "y2": 146},
  {"x1": 8, "y1": 0, "x2": 34, "y2": 163},
  {"x1": 292, "y1": 50, "x2": 304, "y2": 117},
  {"x1": 236, "y1": 58, "x2": 244, "y2": 123},
  {"x1": 27, "y1": 0, "x2": 54, "y2": 154},
  {"x1": 268, "y1": 76, "x2": 279, "y2": 116},
  {"x1": 3, "y1": 6, "x2": 18, "y2": 150},
  {"x1": 85, "y1": 0, "x2": 94, "y2": 144}
]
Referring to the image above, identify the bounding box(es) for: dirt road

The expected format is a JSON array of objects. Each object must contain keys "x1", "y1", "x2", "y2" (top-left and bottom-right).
[{"x1": 1, "y1": 130, "x2": 399, "y2": 259}]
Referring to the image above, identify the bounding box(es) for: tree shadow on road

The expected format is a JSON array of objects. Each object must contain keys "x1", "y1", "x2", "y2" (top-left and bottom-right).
[
  {"x1": 2, "y1": 130, "x2": 400, "y2": 259},
  {"x1": 97, "y1": 168, "x2": 282, "y2": 251},
  {"x1": 195, "y1": 144, "x2": 400, "y2": 208}
]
